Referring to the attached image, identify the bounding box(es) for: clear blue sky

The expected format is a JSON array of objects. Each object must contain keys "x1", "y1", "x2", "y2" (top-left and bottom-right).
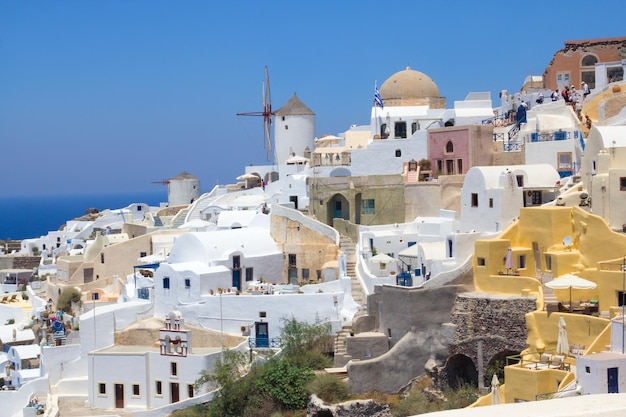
[{"x1": 1, "y1": 1, "x2": 624, "y2": 196}]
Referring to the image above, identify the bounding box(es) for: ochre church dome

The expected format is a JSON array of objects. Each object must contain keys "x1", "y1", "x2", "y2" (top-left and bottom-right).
[{"x1": 379, "y1": 66, "x2": 444, "y2": 108}]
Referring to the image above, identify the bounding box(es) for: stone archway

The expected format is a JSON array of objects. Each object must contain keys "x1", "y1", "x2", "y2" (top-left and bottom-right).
[
  {"x1": 444, "y1": 353, "x2": 478, "y2": 388},
  {"x1": 485, "y1": 349, "x2": 519, "y2": 385}
]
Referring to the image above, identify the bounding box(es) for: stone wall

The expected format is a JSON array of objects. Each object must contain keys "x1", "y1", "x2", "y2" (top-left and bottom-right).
[
  {"x1": 442, "y1": 293, "x2": 536, "y2": 388},
  {"x1": 0, "y1": 256, "x2": 40, "y2": 272},
  {"x1": 346, "y1": 289, "x2": 535, "y2": 393},
  {"x1": 308, "y1": 394, "x2": 392, "y2": 417}
]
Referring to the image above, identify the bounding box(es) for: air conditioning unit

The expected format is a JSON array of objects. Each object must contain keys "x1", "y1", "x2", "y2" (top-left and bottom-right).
[{"x1": 240, "y1": 326, "x2": 250, "y2": 335}]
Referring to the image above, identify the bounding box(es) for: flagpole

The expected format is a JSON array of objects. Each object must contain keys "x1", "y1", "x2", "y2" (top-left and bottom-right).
[{"x1": 374, "y1": 80, "x2": 379, "y2": 138}]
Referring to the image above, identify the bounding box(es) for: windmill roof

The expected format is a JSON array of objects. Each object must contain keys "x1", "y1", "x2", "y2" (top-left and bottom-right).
[{"x1": 275, "y1": 93, "x2": 315, "y2": 116}]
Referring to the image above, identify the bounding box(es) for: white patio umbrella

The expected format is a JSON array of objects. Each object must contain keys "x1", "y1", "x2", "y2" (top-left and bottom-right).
[
  {"x1": 556, "y1": 316, "x2": 569, "y2": 356},
  {"x1": 545, "y1": 274, "x2": 597, "y2": 312},
  {"x1": 371, "y1": 253, "x2": 395, "y2": 263},
  {"x1": 285, "y1": 155, "x2": 309, "y2": 165},
  {"x1": 491, "y1": 373, "x2": 500, "y2": 405},
  {"x1": 505, "y1": 247, "x2": 513, "y2": 273},
  {"x1": 236, "y1": 173, "x2": 259, "y2": 180}
]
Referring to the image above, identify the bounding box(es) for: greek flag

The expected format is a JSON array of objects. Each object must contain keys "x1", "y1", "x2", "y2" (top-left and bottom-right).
[{"x1": 374, "y1": 84, "x2": 384, "y2": 109}]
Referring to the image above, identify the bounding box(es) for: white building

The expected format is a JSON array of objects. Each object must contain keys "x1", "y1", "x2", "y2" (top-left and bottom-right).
[
  {"x1": 88, "y1": 311, "x2": 240, "y2": 412},
  {"x1": 460, "y1": 164, "x2": 561, "y2": 234},
  {"x1": 580, "y1": 126, "x2": 626, "y2": 231}
]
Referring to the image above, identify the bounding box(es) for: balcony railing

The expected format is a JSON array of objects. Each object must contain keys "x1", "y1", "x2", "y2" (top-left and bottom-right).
[
  {"x1": 248, "y1": 337, "x2": 281, "y2": 349},
  {"x1": 482, "y1": 114, "x2": 513, "y2": 127}
]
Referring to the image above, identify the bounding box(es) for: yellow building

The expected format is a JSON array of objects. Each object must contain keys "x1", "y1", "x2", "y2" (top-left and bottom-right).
[{"x1": 472, "y1": 205, "x2": 626, "y2": 403}]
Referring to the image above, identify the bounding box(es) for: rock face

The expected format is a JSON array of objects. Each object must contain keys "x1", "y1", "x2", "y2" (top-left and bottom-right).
[{"x1": 308, "y1": 394, "x2": 393, "y2": 417}]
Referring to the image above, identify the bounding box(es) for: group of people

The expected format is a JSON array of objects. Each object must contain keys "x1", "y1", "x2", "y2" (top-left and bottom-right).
[{"x1": 510, "y1": 81, "x2": 591, "y2": 127}]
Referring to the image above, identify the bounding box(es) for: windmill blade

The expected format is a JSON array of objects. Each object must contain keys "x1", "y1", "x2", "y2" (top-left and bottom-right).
[
  {"x1": 263, "y1": 66, "x2": 273, "y2": 161},
  {"x1": 236, "y1": 66, "x2": 274, "y2": 162}
]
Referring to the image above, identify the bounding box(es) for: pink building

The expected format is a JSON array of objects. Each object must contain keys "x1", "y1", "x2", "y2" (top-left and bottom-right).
[{"x1": 428, "y1": 125, "x2": 494, "y2": 177}]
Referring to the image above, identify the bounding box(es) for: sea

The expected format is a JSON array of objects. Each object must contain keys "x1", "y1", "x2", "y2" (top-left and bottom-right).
[{"x1": 0, "y1": 191, "x2": 167, "y2": 241}]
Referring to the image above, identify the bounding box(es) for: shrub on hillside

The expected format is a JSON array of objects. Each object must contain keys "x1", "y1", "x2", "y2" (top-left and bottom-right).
[
  {"x1": 57, "y1": 288, "x2": 82, "y2": 313},
  {"x1": 307, "y1": 373, "x2": 349, "y2": 403}
]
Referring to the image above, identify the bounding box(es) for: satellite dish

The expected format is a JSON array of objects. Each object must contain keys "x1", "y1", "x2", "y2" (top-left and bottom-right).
[{"x1": 563, "y1": 236, "x2": 573, "y2": 250}]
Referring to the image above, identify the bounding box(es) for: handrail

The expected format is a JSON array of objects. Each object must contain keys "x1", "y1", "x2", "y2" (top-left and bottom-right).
[
  {"x1": 482, "y1": 114, "x2": 511, "y2": 127},
  {"x1": 508, "y1": 124, "x2": 520, "y2": 140}
]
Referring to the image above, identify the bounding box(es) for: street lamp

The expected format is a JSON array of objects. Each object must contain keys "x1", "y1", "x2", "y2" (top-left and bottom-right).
[{"x1": 219, "y1": 288, "x2": 224, "y2": 351}]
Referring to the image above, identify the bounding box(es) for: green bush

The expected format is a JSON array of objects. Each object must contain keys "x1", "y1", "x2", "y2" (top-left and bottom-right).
[
  {"x1": 307, "y1": 373, "x2": 349, "y2": 403},
  {"x1": 258, "y1": 358, "x2": 314, "y2": 410},
  {"x1": 57, "y1": 288, "x2": 82, "y2": 313}
]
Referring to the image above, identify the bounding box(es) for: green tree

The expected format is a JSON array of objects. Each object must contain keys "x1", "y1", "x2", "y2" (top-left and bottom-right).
[
  {"x1": 257, "y1": 358, "x2": 314, "y2": 410},
  {"x1": 280, "y1": 315, "x2": 333, "y2": 369}
]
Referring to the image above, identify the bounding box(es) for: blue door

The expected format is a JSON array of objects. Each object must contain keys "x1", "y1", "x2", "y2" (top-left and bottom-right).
[
  {"x1": 232, "y1": 269, "x2": 241, "y2": 291},
  {"x1": 608, "y1": 367, "x2": 619, "y2": 393},
  {"x1": 255, "y1": 322, "x2": 269, "y2": 348},
  {"x1": 333, "y1": 200, "x2": 342, "y2": 218}
]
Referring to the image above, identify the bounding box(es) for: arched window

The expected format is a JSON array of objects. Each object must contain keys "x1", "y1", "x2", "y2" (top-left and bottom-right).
[
  {"x1": 445, "y1": 141, "x2": 454, "y2": 154},
  {"x1": 380, "y1": 124, "x2": 389, "y2": 139},
  {"x1": 581, "y1": 54, "x2": 598, "y2": 67}
]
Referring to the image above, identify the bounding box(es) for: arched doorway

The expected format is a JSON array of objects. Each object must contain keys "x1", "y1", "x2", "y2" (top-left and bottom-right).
[
  {"x1": 327, "y1": 194, "x2": 349, "y2": 225},
  {"x1": 445, "y1": 354, "x2": 478, "y2": 388},
  {"x1": 485, "y1": 350, "x2": 519, "y2": 385}
]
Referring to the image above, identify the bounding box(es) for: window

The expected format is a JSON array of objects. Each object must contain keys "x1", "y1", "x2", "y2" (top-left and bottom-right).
[
  {"x1": 532, "y1": 191, "x2": 542, "y2": 205},
  {"x1": 445, "y1": 141, "x2": 454, "y2": 153},
  {"x1": 446, "y1": 159, "x2": 454, "y2": 174},
  {"x1": 92, "y1": 292, "x2": 99, "y2": 301},
  {"x1": 140, "y1": 252, "x2": 147, "y2": 258},
  {"x1": 395, "y1": 149, "x2": 401, "y2": 157},
  {"x1": 156, "y1": 380, "x2": 162, "y2": 395},
  {"x1": 316, "y1": 270, "x2": 322, "y2": 281},
  {"x1": 98, "y1": 383, "x2": 106, "y2": 395},
  {"x1": 518, "y1": 255, "x2": 526, "y2": 269},
  {"x1": 477, "y1": 257, "x2": 485, "y2": 266},
  {"x1": 545, "y1": 255, "x2": 552, "y2": 271},
  {"x1": 471, "y1": 193, "x2": 478, "y2": 207},
  {"x1": 411, "y1": 122, "x2": 417, "y2": 134},
  {"x1": 556, "y1": 71, "x2": 570, "y2": 90},
  {"x1": 171, "y1": 362, "x2": 178, "y2": 376},
  {"x1": 489, "y1": 198, "x2": 493, "y2": 208},
  {"x1": 163, "y1": 277, "x2": 170, "y2": 289},
  {"x1": 302, "y1": 269, "x2": 310, "y2": 280},
  {"x1": 585, "y1": 366, "x2": 591, "y2": 374},
  {"x1": 457, "y1": 159, "x2": 462, "y2": 174},
  {"x1": 621, "y1": 177, "x2": 626, "y2": 191},
  {"x1": 133, "y1": 384, "x2": 140, "y2": 397},
  {"x1": 380, "y1": 123, "x2": 389, "y2": 139},
  {"x1": 557, "y1": 152, "x2": 572, "y2": 171},
  {"x1": 100, "y1": 253, "x2": 105, "y2": 263},
  {"x1": 233, "y1": 255, "x2": 241, "y2": 269},
  {"x1": 516, "y1": 175, "x2": 524, "y2": 187},
  {"x1": 288, "y1": 254, "x2": 297, "y2": 268},
  {"x1": 394, "y1": 121, "x2": 407, "y2": 138},
  {"x1": 581, "y1": 54, "x2": 598, "y2": 67},
  {"x1": 436, "y1": 159, "x2": 443, "y2": 173},
  {"x1": 245, "y1": 267, "x2": 254, "y2": 282},
  {"x1": 607, "y1": 66, "x2": 624, "y2": 83},
  {"x1": 188, "y1": 384, "x2": 194, "y2": 398},
  {"x1": 361, "y1": 199, "x2": 375, "y2": 214},
  {"x1": 184, "y1": 278, "x2": 191, "y2": 288}
]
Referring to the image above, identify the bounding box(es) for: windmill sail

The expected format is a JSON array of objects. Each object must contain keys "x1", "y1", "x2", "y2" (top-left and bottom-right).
[{"x1": 237, "y1": 66, "x2": 274, "y2": 162}]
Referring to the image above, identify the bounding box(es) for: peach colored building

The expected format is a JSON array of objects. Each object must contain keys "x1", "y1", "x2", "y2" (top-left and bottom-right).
[{"x1": 543, "y1": 37, "x2": 626, "y2": 91}]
